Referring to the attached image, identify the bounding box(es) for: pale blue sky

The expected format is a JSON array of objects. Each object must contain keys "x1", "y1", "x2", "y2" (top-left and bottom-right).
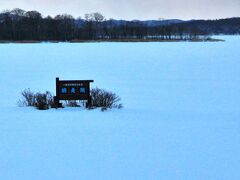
[{"x1": 1, "y1": 0, "x2": 239, "y2": 20}]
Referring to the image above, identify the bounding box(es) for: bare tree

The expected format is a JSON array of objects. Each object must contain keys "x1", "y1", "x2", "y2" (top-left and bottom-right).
[
  {"x1": 25, "y1": 11, "x2": 42, "y2": 19},
  {"x1": 54, "y1": 14, "x2": 74, "y2": 20},
  {"x1": 10, "y1": 8, "x2": 26, "y2": 16},
  {"x1": 92, "y1": 12, "x2": 105, "y2": 22},
  {"x1": 84, "y1": 12, "x2": 105, "y2": 22}
]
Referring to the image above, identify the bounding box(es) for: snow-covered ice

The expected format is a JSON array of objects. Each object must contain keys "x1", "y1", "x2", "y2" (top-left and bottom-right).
[{"x1": 0, "y1": 36, "x2": 240, "y2": 180}]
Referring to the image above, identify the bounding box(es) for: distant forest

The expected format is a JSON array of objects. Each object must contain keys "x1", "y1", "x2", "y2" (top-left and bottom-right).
[{"x1": 0, "y1": 8, "x2": 240, "y2": 41}]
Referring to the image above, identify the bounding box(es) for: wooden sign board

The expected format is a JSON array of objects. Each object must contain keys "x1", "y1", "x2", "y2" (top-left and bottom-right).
[{"x1": 54, "y1": 77, "x2": 94, "y2": 108}]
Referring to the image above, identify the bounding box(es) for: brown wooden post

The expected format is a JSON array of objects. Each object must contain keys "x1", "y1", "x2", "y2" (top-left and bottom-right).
[
  {"x1": 87, "y1": 82, "x2": 93, "y2": 108},
  {"x1": 55, "y1": 77, "x2": 60, "y2": 108},
  {"x1": 87, "y1": 96, "x2": 92, "y2": 108}
]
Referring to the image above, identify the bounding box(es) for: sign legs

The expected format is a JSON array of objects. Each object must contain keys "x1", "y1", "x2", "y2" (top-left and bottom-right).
[
  {"x1": 86, "y1": 96, "x2": 92, "y2": 108},
  {"x1": 54, "y1": 96, "x2": 63, "y2": 108}
]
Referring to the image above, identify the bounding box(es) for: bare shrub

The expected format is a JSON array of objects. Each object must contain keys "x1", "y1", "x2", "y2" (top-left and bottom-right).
[
  {"x1": 18, "y1": 88, "x2": 35, "y2": 106},
  {"x1": 46, "y1": 91, "x2": 55, "y2": 107},
  {"x1": 90, "y1": 87, "x2": 122, "y2": 110},
  {"x1": 18, "y1": 90, "x2": 54, "y2": 110},
  {"x1": 34, "y1": 92, "x2": 49, "y2": 110}
]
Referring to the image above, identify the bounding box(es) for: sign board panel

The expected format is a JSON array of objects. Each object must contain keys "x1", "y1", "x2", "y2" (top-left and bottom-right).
[{"x1": 54, "y1": 78, "x2": 94, "y2": 108}]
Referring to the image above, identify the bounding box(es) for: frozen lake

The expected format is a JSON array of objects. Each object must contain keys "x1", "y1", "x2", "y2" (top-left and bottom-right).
[{"x1": 0, "y1": 36, "x2": 240, "y2": 179}]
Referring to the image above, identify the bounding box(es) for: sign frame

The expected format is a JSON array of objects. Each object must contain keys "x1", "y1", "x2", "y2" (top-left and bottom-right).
[{"x1": 54, "y1": 77, "x2": 94, "y2": 108}]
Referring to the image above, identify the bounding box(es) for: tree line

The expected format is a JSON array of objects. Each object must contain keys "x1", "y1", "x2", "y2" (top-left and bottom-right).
[{"x1": 1, "y1": 8, "x2": 232, "y2": 41}]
